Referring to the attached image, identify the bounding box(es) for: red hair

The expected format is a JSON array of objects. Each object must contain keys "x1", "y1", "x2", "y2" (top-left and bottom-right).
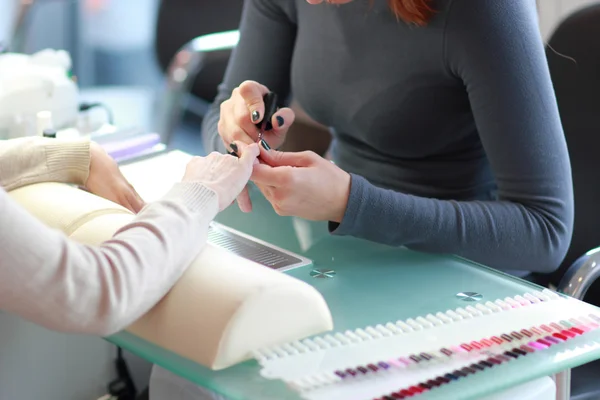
[{"x1": 387, "y1": 0, "x2": 435, "y2": 25}]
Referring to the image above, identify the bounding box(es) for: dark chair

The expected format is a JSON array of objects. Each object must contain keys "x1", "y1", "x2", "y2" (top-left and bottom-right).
[
  {"x1": 152, "y1": 0, "x2": 333, "y2": 154},
  {"x1": 546, "y1": 4, "x2": 600, "y2": 400},
  {"x1": 155, "y1": 0, "x2": 244, "y2": 106},
  {"x1": 152, "y1": 0, "x2": 244, "y2": 144}
]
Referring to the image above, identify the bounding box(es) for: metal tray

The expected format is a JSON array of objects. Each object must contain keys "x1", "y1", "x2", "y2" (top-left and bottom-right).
[{"x1": 208, "y1": 222, "x2": 313, "y2": 271}]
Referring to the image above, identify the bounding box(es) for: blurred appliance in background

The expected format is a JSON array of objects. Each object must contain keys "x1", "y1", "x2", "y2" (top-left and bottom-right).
[{"x1": 0, "y1": 49, "x2": 79, "y2": 138}]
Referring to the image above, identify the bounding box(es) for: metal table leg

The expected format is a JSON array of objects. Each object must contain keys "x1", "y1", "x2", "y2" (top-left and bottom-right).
[{"x1": 555, "y1": 250, "x2": 600, "y2": 400}]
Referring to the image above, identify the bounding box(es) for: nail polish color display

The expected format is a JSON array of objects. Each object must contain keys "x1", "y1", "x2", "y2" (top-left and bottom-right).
[
  {"x1": 254, "y1": 290, "x2": 600, "y2": 400},
  {"x1": 371, "y1": 316, "x2": 596, "y2": 400}
]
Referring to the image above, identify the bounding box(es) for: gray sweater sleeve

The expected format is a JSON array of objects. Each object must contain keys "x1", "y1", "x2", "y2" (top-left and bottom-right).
[
  {"x1": 203, "y1": 0, "x2": 573, "y2": 273},
  {"x1": 201, "y1": 0, "x2": 297, "y2": 153},
  {"x1": 333, "y1": 0, "x2": 573, "y2": 272}
]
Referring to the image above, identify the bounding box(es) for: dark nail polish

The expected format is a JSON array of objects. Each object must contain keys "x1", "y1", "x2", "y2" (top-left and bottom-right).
[
  {"x1": 230, "y1": 142, "x2": 238, "y2": 152},
  {"x1": 504, "y1": 351, "x2": 519, "y2": 358},
  {"x1": 260, "y1": 139, "x2": 271, "y2": 151},
  {"x1": 276, "y1": 115, "x2": 284, "y2": 127},
  {"x1": 228, "y1": 151, "x2": 239, "y2": 157},
  {"x1": 512, "y1": 348, "x2": 528, "y2": 355},
  {"x1": 470, "y1": 363, "x2": 484, "y2": 371},
  {"x1": 367, "y1": 364, "x2": 379, "y2": 372},
  {"x1": 251, "y1": 110, "x2": 260, "y2": 122},
  {"x1": 501, "y1": 334, "x2": 513, "y2": 342},
  {"x1": 462, "y1": 367, "x2": 476, "y2": 375},
  {"x1": 440, "y1": 348, "x2": 453, "y2": 357}
]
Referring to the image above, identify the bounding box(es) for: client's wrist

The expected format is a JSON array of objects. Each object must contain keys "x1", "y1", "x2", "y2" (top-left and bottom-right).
[{"x1": 164, "y1": 182, "x2": 219, "y2": 216}]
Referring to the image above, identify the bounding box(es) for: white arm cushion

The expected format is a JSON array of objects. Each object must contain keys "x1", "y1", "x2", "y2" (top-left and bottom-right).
[{"x1": 8, "y1": 182, "x2": 333, "y2": 370}]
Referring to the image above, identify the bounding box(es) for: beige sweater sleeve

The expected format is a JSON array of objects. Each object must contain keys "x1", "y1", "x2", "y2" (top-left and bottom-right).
[
  {"x1": 0, "y1": 138, "x2": 220, "y2": 336},
  {"x1": 0, "y1": 137, "x2": 91, "y2": 190}
]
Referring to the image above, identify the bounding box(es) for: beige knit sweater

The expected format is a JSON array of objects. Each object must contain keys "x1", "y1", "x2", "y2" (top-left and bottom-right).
[{"x1": 0, "y1": 137, "x2": 218, "y2": 335}]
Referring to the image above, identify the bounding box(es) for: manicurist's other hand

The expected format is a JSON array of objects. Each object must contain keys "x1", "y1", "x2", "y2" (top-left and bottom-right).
[
  {"x1": 86, "y1": 142, "x2": 145, "y2": 213},
  {"x1": 218, "y1": 80, "x2": 295, "y2": 151},
  {"x1": 250, "y1": 146, "x2": 351, "y2": 222},
  {"x1": 182, "y1": 142, "x2": 260, "y2": 211}
]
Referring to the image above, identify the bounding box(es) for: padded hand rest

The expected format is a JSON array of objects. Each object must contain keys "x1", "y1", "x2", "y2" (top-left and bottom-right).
[{"x1": 8, "y1": 182, "x2": 333, "y2": 370}]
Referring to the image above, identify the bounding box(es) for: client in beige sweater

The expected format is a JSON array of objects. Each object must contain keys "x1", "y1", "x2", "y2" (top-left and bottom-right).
[{"x1": 0, "y1": 136, "x2": 259, "y2": 335}]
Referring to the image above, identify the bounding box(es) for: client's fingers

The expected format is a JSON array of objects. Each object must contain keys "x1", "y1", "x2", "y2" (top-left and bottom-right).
[
  {"x1": 236, "y1": 185, "x2": 253, "y2": 213},
  {"x1": 128, "y1": 185, "x2": 145, "y2": 213},
  {"x1": 237, "y1": 142, "x2": 260, "y2": 167}
]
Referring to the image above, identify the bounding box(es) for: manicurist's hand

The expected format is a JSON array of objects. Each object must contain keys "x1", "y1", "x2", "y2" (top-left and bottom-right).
[
  {"x1": 85, "y1": 142, "x2": 145, "y2": 213},
  {"x1": 250, "y1": 146, "x2": 351, "y2": 222},
  {"x1": 218, "y1": 80, "x2": 295, "y2": 151},
  {"x1": 182, "y1": 142, "x2": 260, "y2": 211}
]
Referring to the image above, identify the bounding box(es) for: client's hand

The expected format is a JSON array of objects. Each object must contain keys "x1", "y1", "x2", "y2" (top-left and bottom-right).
[
  {"x1": 182, "y1": 142, "x2": 260, "y2": 211},
  {"x1": 251, "y1": 147, "x2": 351, "y2": 222},
  {"x1": 85, "y1": 142, "x2": 145, "y2": 213}
]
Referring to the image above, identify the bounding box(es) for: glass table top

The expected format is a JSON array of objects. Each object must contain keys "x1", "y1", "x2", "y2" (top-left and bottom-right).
[{"x1": 115, "y1": 155, "x2": 600, "y2": 399}]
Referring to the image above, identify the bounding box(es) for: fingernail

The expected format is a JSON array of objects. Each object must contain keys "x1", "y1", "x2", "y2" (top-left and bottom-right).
[
  {"x1": 230, "y1": 142, "x2": 238, "y2": 152},
  {"x1": 251, "y1": 110, "x2": 260, "y2": 122},
  {"x1": 260, "y1": 139, "x2": 271, "y2": 151},
  {"x1": 276, "y1": 116, "x2": 284, "y2": 127}
]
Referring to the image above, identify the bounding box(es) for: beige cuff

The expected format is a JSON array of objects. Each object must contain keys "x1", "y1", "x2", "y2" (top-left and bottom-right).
[
  {"x1": 162, "y1": 182, "x2": 219, "y2": 219},
  {"x1": 45, "y1": 139, "x2": 91, "y2": 185}
]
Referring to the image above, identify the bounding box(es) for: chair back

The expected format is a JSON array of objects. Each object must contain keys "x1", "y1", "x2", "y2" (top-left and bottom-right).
[
  {"x1": 154, "y1": 0, "x2": 244, "y2": 103},
  {"x1": 545, "y1": 4, "x2": 600, "y2": 288}
]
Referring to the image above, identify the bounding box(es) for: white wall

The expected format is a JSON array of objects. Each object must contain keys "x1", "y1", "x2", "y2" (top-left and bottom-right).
[
  {"x1": 0, "y1": 312, "x2": 115, "y2": 399},
  {"x1": 0, "y1": 0, "x2": 17, "y2": 46},
  {"x1": 0, "y1": 311, "x2": 153, "y2": 400},
  {"x1": 538, "y1": 0, "x2": 600, "y2": 38}
]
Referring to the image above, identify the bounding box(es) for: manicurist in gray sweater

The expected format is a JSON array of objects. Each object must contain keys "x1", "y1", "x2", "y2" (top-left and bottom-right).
[
  {"x1": 150, "y1": 1, "x2": 573, "y2": 397},
  {"x1": 202, "y1": 0, "x2": 574, "y2": 277}
]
